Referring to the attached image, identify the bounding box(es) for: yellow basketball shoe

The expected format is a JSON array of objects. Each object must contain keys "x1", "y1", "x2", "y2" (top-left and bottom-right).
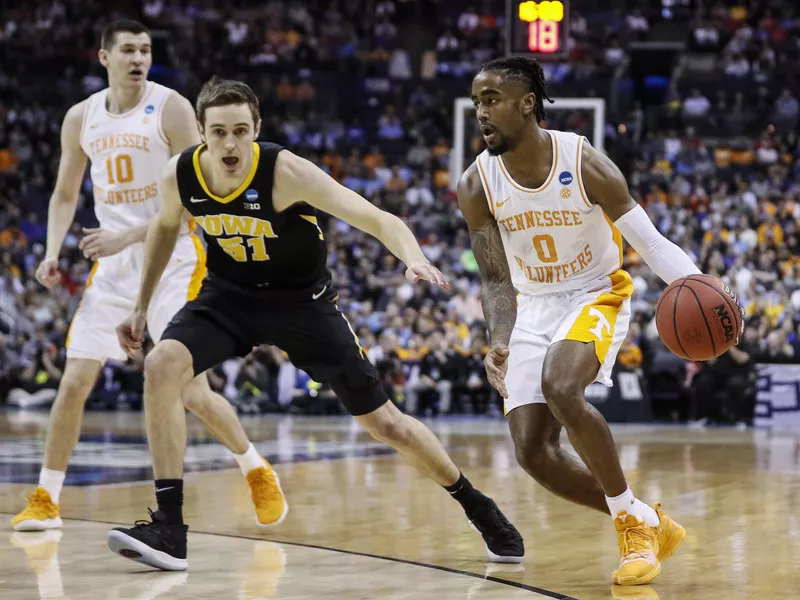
[
  {"x1": 651, "y1": 503, "x2": 685, "y2": 563},
  {"x1": 614, "y1": 512, "x2": 660, "y2": 586},
  {"x1": 612, "y1": 504, "x2": 685, "y2": 585},
  {"x1": 247, "y1": 459, "x2": 289, "y2": 527},
  {"x1": 11, "y1": 488, "x2": 63, "y2": 532}
]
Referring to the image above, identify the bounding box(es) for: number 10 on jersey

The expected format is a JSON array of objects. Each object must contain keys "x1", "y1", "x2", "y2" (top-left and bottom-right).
[{"x1": 106, "y1": 154, "x2": 133, "y2": 184}]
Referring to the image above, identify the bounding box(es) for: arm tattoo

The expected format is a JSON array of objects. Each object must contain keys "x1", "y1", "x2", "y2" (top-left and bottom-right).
[{"x1": 470, "y1": 221, "x2": 517, "y2": 346}]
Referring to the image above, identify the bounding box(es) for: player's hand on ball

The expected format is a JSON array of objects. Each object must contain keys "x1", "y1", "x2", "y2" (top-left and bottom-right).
[
  {"x1": 117, "y1": 311, "x2": 146, "y2": 359},
  {"x1": 734, "y1": 296, "x2": 745, "y2": 343},
  {"x1": 725, "y1": 288, "x2": 745, "y2": 343},
  {"x1": 35, "y1": 257, "x2": 61, "y2": 289},
  {"x1": 405, "y1": 261, "x2": 450, "y2": 289},
  {"x1": 484, "y1": 343, "x2": 510, "y2": 399},
  {"x1": 79, "y1": 227, "x2": 127, "y2": 260}
]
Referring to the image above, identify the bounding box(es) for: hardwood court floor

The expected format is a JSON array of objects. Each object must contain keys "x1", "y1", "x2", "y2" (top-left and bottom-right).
[{"x1": 1, "y1": 411, "x2": 799, "y2": 599}]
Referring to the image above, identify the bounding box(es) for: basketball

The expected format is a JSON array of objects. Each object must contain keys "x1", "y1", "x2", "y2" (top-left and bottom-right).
[{"x1": 655, "y1": 274, "x2": 742, "y2": 361}]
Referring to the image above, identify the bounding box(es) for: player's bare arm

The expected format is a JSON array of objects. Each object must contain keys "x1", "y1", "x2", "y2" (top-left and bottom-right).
[
  {"x1": 163, "y1": 92, "x2": 202, "y2": 156},
  {"x1": 457, "y1": 162, "x2": 516, "y2": 398},
  {"x1": 38, "y1": 100, "x2": 89, "y2": 288},
  {"x1": 272, "y1": 150, "x2": 448, "y2": 288},
  {"x1": 117, "y1": 155, "x2": 186, "y2": 356}
]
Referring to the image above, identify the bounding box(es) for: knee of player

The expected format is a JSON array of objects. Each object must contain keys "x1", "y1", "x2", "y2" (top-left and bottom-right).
[
  {"x1": 541, "y1": 373, "x2": 584, "y2": 406},
  {"x1": 144, "y1": 342, "x2": 192, "y2": 386},
  {"x1": 56, "y1": 372, "x2": 97, "y2": 404}
]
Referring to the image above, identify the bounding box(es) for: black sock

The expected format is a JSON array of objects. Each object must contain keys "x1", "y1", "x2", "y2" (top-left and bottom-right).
[
  {"x1": 155, "y1": 479, "x2": 184, "y2": 525},
  {"x1": 444, "y1": 473, "x2": 486, "y2": 513}
]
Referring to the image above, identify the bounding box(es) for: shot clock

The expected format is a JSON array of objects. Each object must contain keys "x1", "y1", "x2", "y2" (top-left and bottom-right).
[{"x1": 506, "y1": 0, "x2": 570, "y2": 58}]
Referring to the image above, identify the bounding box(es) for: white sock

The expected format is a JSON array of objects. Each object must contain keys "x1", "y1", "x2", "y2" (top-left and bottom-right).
[
  {"x1": 606, "y1": 487, "x2": 659, "y2": 527},
  {"x1": 234, "y1": 444, "x2": 264, "y2": 476},
  {"x1": 38, "y1": 468, "x2": 66, "y2": 505}
]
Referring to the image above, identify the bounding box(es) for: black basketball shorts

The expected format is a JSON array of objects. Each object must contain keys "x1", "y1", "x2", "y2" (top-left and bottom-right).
[{"x1": 161, "y1": 275, "x2": 387, "y2": 416}]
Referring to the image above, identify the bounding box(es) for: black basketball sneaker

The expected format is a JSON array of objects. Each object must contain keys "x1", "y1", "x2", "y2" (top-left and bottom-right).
[
  {"x1": 467, "y1": 498, "x2": 525, "y2": 563},
  {"x1": 107, "y1": 509, "x2": 188, "y2": 571}
]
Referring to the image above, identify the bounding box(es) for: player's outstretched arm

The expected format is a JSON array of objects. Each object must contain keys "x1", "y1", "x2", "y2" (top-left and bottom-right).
[
  {"x1": 118, "y1": 156, "x2": 185, "y2": 357},
  {"x1": 580, "y1": 142, "x2": 701, "y2": 285},
  {"x1": 38, "y1": 101, "x2": 89, "y2": 288},
  {"x1": 457, "y1": 162, "x2": 516, "y2": 398},
  {"x1": 272, "y1": 150, "x2": 448, "y2": 288}
]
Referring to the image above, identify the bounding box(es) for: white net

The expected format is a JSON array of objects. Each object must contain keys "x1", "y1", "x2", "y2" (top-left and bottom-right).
[{"x1": 450, "y1": 97, "x2": 606, "y2": 190}]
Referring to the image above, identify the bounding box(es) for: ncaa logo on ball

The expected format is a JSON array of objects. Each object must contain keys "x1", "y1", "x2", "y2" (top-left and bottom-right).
[
  {"x1": 559, "y1": 171, "x2": 573, "y2": 185},
  {"x1": 714, "y1": 304, "x2": 735, "y2": 343},
  {"x1": 245, "y1": 189, "x2": 259, "y2": 201},
  {"x1": 144, "y1": 105, "x2": 155, "y2": 114}
]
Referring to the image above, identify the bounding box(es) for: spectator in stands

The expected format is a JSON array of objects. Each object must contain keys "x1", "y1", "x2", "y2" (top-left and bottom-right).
[
  {"x1": 0, "y1": 331, "x2": 20, "y2": 402},
  {"x1": 618, "y1": 327, "x2": 644, "y2": 374},
  {"x1": 759, "y1": 328, "x2": 795, "y2": 362},
  {"x1": 692, "y1": 18, "x2": 721, "y2": 51},
  {"x1": 457, "y1": 6, "x2": 480, "y2": 37},
  {"x1": 724, "y1": 53, "x2": 750, "y2": 78},
  {"x1": 774, "y1": 89, "x2": 799, "y2": 130},
  {"x1": 416, "y1": 331, "x2": 456, "y2": 415},
  {"x1": 6, "y1": 332, "x2": 63, "y2": 408},
  {"x1": 604, "y1": 37, "x2": 627, "y2": 69},
  {"x1": 688, "y1": 323, "x2": 758, "y2": 428},
  {"x1": 682, "y1": 89, "x2": 710, "y2": 123}
]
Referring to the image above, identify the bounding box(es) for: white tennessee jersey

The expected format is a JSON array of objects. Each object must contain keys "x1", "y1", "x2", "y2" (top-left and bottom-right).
[
  {"x1": 475, "y1": 129, "x2": 624, "y2": 295},
  {"x1": 79, "y1": 81, "x2": 177, "y2": 233}
]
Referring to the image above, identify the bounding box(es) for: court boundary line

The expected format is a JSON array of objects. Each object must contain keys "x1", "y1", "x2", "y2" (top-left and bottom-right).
[{"x1": 0, "y1": 513, "x2": 577, "y2": 599}]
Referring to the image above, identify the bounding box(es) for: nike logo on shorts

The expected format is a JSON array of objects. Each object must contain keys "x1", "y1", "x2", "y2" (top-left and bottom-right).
[{"x1": 312, "y1": 285, "x2": 326, "y2": 300}]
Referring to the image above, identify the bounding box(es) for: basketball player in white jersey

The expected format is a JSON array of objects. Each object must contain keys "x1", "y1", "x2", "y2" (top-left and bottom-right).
[
  {"x1": 459, "y1": 57, "x2": 743, "y2": 586},
  {"x1": 12, "y1": 21, "x2": 287, "y2": 532}
]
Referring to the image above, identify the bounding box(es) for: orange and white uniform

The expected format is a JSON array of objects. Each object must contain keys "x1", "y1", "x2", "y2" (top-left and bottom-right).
[
  {"x1": 475, "y1": 129, "x2": 632, "y2": 414},
  {"x1": 69, "y1": 81, "x2": 206, "y2": 362}
]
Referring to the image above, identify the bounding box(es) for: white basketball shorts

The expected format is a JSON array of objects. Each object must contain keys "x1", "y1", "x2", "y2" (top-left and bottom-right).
[
  {"x1": 503, "y1": 269, "x2": 633, "y2": 416},
  {"x1": 66, "y1": 233, "x2": 207, "y2": 363}
]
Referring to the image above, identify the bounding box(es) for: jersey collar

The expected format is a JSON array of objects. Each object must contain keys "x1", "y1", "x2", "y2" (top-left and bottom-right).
[{"x1": 192, "y1": 142, "x2": 261, "y2": 204}]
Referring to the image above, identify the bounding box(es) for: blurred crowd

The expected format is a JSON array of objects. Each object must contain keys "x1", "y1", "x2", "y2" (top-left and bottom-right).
[{"x1": 2, "y1": 0, "x2": 800, "y2": 425}]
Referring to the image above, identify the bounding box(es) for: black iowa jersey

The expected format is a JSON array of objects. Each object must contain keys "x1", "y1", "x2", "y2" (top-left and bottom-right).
[{"x1": 176, "y1": 142, "x2": 328, "y2": 289}]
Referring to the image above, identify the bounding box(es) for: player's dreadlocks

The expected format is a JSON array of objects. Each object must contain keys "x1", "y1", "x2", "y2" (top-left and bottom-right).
[{"x1": 478, "y1": 56, "x2": 555, "y2": 121}]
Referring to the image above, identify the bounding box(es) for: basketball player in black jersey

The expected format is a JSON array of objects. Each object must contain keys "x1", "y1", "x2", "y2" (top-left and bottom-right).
[{"x1": 106, "y1": 77, "x2": 524, "y2": 571}]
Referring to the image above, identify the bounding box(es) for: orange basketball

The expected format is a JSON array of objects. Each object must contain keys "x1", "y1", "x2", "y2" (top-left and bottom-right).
[{"x1": 655, "y1": 274, "x2": 741, "y2": 361}]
